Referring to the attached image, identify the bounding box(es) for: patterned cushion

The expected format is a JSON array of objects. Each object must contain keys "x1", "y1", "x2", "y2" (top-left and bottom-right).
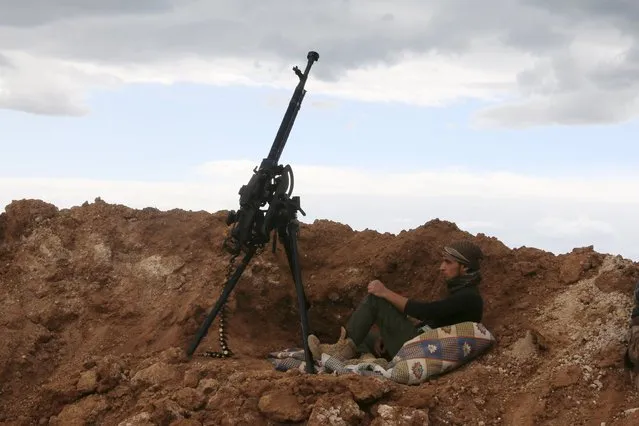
[{"x1": 387, "y1": 321, "x2": 495, "y2": 385}]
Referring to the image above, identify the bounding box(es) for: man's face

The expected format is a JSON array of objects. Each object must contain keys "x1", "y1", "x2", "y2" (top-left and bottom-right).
[{"x1": 439, "y1": 257, "x2": 465, "y2": 279}]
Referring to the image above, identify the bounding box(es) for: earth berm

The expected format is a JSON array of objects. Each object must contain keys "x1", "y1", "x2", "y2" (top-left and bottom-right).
[{"x1": 2, "y1": 198, "x2": 639, "y2": 425}]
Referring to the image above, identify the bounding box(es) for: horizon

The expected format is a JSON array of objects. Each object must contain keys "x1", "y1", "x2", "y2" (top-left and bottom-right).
[{"x1": 2, "y1": 194, "x2": 634, "y2": 262}]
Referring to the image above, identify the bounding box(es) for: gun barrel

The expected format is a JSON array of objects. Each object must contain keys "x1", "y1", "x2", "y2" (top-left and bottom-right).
[
  {"x1": 225, "y1": 51, "x2": 319, "y2": 254},
  {"x1": 266, "y1": 51, "x2": 319, "y2": 164}
]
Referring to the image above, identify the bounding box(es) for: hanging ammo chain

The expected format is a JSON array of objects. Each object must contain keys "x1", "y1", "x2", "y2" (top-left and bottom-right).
[{"x1": 200, "y1": 252, "x2": 238, "y2": 358}]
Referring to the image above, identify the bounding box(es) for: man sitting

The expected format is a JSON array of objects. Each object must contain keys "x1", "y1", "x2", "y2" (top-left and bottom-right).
[{"x1": 308, "y1": 240, "x2": 485, "y2": 361}]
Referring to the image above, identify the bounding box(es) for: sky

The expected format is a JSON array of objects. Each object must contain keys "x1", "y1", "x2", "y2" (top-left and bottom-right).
[{"x1": 1, "y1": 1, "x2": 639, "y2": 261}]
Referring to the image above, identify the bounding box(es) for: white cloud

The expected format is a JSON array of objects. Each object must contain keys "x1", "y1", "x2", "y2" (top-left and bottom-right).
[
  {"x1": 195, "y1": 161, "x2": 639, "y2": 204},
  {"x1": 2, "y1": 161, "x2": 639, "y2": 261},
  {"x1": 59, "y1": 46, "x2": 526, "y2": 108},
  {"x1": 0, "y1": 177, "x2": 237, "y2": 212},
  {"x1": 2, "y1": 1, "x2": 639, "y2": 126},
  {"x1": 0, "y1": 50, "x2": 120, "y2": 115},
  {"x1": 457, "y1": 221, "x2": 503, "y2": 231},
  {"x1": 534, "y1": 216, "x2": 615, "y2": 238}
]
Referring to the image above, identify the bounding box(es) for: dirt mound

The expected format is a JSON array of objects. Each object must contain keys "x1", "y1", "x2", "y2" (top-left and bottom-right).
[{"x1": 1, "y1": 198, "x2": 639, "y2": 425}]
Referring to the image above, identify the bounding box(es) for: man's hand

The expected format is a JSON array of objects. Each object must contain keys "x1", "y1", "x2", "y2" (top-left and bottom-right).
[{"x1": 367, "y1": 280, "x2": 388, "y2": 297}]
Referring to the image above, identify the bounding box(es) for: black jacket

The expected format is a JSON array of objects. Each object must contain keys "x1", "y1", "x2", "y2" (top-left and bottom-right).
[{"x1": 404, "y1": 284, "x2": 483, "y2": 329}]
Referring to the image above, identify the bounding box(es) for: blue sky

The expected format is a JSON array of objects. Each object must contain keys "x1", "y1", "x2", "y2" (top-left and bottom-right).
[
  {"x1": 4, "y1": 84, "x2": 639, "y2": 179},
  {"x1": 2, "y1": 1, "x2": 639, "y2": 261}
]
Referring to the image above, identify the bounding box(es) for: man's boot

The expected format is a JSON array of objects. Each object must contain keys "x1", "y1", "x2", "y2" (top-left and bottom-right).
[{"x1": 308, "y1": 326, "x2": 357, "y2": 361}]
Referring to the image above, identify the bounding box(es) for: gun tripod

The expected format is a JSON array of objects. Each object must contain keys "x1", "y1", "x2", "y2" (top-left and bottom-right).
[
  {"x1": 185, "y1": 51, "x2": 320, "y2": 374},
  {"x1": 186, "y1": 195, "x2": 314, "y2": 373}
]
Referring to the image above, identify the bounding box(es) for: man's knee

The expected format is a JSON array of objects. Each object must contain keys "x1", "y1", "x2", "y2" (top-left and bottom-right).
[
  {"x1": 363, "y1": 293, "x2": 377, "y2": 302},
  {"x1": 361, "y1": 294, "x2": 392, "y2": 310},
  {"x1": 362, "y1": 294, "x2": 406, "y2": 319}
]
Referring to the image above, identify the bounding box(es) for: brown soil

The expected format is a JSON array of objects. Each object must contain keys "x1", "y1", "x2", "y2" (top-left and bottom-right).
[{"x1": 1, "y1": 198, "x2": 639, "y2": 425}]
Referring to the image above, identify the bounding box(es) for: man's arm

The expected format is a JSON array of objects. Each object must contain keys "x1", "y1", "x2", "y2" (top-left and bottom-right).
[
  {"x1": 403, "y1": 292, "x2": 470, "y2": 322},
  {"x1": 381, "y1": 288, "x2": 409, "y2": 312},
  {"x1": 368, "y1": 280, "x2": 408, "y2": 312},
  {"x1": 368, "y1": 279, "x2": 477, "y2": 323}
]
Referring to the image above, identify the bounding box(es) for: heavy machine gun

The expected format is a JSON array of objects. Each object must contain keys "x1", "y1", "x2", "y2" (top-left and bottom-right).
[{"x1": 186, "y1": 51, "x2": 320, "y2": 374}]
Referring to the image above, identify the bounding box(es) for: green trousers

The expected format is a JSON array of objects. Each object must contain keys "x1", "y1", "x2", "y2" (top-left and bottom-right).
[{"x1": 346, "y1": 294, "x2": 421, "y2": 359}]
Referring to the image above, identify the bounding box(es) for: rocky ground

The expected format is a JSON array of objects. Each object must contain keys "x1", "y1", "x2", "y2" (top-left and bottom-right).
[{"x1": 1, "y1": 198, "x2": 639, "y2": 425}]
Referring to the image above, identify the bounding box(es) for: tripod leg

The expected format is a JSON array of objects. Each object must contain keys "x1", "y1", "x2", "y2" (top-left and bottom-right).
[
  {"x1": 279, "y1": 221, "x2": 315, "y2": 374},
  {"x1": 186, "y1": 247, "x2": 256, "y2": 357}
]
